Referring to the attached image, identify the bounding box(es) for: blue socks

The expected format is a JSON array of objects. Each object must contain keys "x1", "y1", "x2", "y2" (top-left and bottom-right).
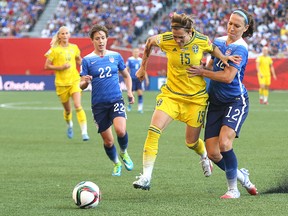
[
  {"x1": 221, "y1": 149, "x2": 238, "y2": 181},
  {"x1": 117, "y1": 132, "x2": 128, "y2": 152},
  {"x1": 104, "y1": 144, "x2": 118, "y2": 163}
]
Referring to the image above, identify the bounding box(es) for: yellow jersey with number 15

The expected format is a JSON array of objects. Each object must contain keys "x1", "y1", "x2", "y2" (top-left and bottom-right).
[
  {"x1": 156, "y1": 30, "x2": 213, "y2": 96},
  {"x1": 44, "y1": 43, "x2": 81, "y2": 86}
]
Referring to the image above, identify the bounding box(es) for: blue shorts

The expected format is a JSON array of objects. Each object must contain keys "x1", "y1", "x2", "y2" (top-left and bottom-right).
[
  {"x1": 132, "y1": 78, "x2": 143, "y2": 91},
  {"x1": 204, "y1": 95, "x2": 249, "y2": 140},
  {"x1": 92, "y1": 99, "x2": 127, "y2": 133}
]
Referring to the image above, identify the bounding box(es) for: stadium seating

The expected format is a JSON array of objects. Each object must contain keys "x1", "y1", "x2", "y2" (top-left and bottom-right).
[
  {"x1": 40, "y1": 0, "x2": 172, "y2": 48},
  {"x1": 0, "y1": 0, "x2": 287, "y2": 56},
  {"x1": 0, "y1": 0, "x2": 47, "y2": 37}
]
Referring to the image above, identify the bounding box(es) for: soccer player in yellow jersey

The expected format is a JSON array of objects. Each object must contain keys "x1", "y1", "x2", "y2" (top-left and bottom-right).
[
  {"x1": 256, "y1": 46, "x2": 277, "y2": 105},
  {"x1": 44, "y1": 26, "x2": 89, "y2": 141},
  {"x1": 133, "y1": 12, "x2": 241, "y2": 190}
]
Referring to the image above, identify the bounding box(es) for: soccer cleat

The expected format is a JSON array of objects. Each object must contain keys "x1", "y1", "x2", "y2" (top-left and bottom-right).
[
  {"x1": 133, "y1": 174, "x2": 151, "y2": 190},
  {"x1": 200, "y1": 157, "x2": 213, "y2": 177},
  {"x1": 240, "y1": 168, "x2": 258, "y2": 195},
  {"x1": 259, "y1": 98, "x2": 264, "y2": 104},
  {"x1": 220, "y1": 189, "x2": 240, "y2": 199},
  {"x1": 67, "y1": 127, "x2": 73, "y2": 139},
  {"x1": 120, "y1": 152, "x2": 134, "y2": 171},
  {"x1": 127, "y1": 105, "x2": 131, "y2": 112},
  {"x1": 263, "y1": 101, "x2": 269, "y2": 105},
  {"x1": 138, "y1": 109, "x2": 144, "y2": 114},
  {"x1": 82, "y1": 134, "x2": 90, "y2": 141},
  {"x1": 112, "y1": 162, "x2": 122, "y2": 176}
]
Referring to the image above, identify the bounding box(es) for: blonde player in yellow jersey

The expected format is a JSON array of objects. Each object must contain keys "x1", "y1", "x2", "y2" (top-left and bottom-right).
[
  {"x1": 256, "y1": 46, "x2": 277, "y2": 105},
  {"x1": 44, "y1": 26, "x2": 89, "y2": 141},
  {"x1": 133, "y1": 12, "x2": 241, "y2": 190}
]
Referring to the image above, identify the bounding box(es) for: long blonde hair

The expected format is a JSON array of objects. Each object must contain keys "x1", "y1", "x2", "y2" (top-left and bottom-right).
[{"x1": 50, "y1": 26, "x2": 70, "y2": 47}]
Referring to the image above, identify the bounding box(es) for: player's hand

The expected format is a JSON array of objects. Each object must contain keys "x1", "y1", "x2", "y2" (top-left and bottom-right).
[
  {"x1": 84, "y1": 75, "x2": 93, "y2": 83},
  {"x1": 258, "y1": 72, "x2": 263, "y2": 79},
  {"x1": 223, "y1": 55, "x2": 242, "y2": 67},
  {"x1": 127, "y1": 92, "x2": 135, "y2": 104},
  {"x1": 145, "y1": 79, "x2": 150, "y2": 87},
  {"x1": 62, "y1": 63, "x2": 71, "y2": 70},
  {"x1": 187, "y1": 65, "x2": 203, "y2": 78},
  {"x1": 136, "y1": 67, "x2": 146, "y2": 82}
]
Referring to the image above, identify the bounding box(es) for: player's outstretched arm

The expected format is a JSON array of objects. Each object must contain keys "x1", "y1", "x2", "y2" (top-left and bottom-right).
[
  {"x1": 211, "y1": 45, "x2": 241, "y2": 67},
  {"x1": 121, "y1": 68, "x2": 135, "y2": 104},
  {"x1": 136, "y1": 35, "x2": 158, "y2": 82}
]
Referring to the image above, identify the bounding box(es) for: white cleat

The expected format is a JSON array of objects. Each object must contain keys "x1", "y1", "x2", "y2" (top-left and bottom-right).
[
  {"x1": 133, "y1": 174, "x2": 151, "y2": 190},
  {"x1": 240, "y1": 168, "x2": 258, "y2": 195},
  {"x1": 220, "y1": 189, "x2": 240, "y2": 199},
  {"x1": 200, "y1": 157, "x2": 213, "y2": 177}
]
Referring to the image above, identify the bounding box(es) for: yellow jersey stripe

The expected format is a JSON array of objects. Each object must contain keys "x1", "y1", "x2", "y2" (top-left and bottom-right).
[{"x1": 165, "y1": 84, "x2": 207, "y2": 97}]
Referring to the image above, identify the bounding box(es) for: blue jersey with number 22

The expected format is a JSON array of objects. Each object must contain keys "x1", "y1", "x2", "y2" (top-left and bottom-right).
[{"x1": 80, "y1": 50, "x2": 126, "y2": 105}]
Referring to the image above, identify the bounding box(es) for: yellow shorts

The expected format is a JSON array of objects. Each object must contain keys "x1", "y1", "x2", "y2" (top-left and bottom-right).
[
  {"x1": 258, "y1": 75, "x2": 271, "y2": 86},
  {"x1": 155, "y1": 85, "x2": 208, "y2": 127},
  {"x1": 56, "y1": 82, "x2": 82, "y2": 103}
]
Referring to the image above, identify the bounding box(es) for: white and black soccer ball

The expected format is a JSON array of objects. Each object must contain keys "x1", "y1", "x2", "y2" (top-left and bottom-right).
[{"x1": 72, "y1": 181, "x2": 101, "y2": 209}]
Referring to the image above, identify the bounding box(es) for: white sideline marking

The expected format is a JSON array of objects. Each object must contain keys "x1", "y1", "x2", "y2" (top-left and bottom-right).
[
  {"x1": 0, "y1": 102, "x2": 63, "y2": 110},
  {"x1": 0, "y1": 102, "x2": 156, "y2": 111}
]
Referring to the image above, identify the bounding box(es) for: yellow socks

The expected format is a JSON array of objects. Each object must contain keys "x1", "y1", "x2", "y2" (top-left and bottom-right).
[
  {"x1": 186, "y1": 138, "x2": 207, "y2": 158},
  {"x1": 76, "y1": 107, "x2": 88, "y2": 134},
  {"x1": 143, "y1": 125, "x2": 162, "y2": 179}
]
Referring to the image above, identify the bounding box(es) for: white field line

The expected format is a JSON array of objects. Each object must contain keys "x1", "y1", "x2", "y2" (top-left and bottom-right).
[{"x1": 0, "y1": 102, "x2": 157, "y2": 111}]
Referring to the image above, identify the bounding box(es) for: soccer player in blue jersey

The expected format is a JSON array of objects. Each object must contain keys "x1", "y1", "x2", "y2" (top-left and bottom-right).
[
  {"x1": 187, "y1": 9, "x2": 258, "y2": 198},
  {"x1": 126, "y1": 48, "x2": 149, "y2": 113},
  {"x1": 79, "y1": 25, "x2": 134, "y2": 176}
]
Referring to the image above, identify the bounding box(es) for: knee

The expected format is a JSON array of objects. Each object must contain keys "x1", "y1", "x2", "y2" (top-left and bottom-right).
[
  {"x1": 207, "y1": 151, "x2": 222, "y2": 162},
  {"x1": 115, "y1": 128, "x2": 126, "y2": 138},
  {"x1": 104, "y1": 142, "x2": 114, "y2": 148},
  {"x1": 103, "y1": 136, "x2": 114, "y2": 146}
]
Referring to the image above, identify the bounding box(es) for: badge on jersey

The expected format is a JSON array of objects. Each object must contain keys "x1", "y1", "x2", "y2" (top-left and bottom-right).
[
  {"x1": 156, "y1": 35, "x2": 161, "y2": 44},
  {"x1": 156, "y1": 98, "x2": 163, "y2": 107},
  {"x1": 225, "y1": 48, "x2": 232, "y2": 56},
  {"x1": 109, "y1": 56, "x2": 115, "y2": 63},
  {"x1": 192, "y1": 44, "x2": 199, "y2": 54}
]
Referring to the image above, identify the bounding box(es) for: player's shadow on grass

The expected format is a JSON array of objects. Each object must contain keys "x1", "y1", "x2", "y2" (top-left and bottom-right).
[{"x1": 262, "y1": 179, "x2": 288, "y2": 194}]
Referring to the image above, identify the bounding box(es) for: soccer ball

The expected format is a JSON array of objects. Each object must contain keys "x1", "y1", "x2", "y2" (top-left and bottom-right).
[{"x1": 72, "y1": 181, "x2": 101, "y2": 209}]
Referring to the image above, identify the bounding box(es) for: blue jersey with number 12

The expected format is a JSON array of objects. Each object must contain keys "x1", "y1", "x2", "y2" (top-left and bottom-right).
[
  {"x1": 209, "y1": 36, "x2": 248, "y2": 104},
  {"x1": 80, "y1": 50, "x2": 126, "y2": 105}
]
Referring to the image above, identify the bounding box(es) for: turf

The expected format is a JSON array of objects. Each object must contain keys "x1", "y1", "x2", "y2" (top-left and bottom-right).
[{"x1": 0, "y1": 90, "x2": 288, "y2": 216}]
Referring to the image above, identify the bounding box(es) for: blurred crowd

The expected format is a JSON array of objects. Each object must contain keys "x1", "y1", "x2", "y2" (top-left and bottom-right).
[
  {"x1": 1, "y1": 0, "x2": 287, "y2": 57},
  {"x1": 40, "y1": 0, "x2": 170, "y2": 48},
  {"x1": 0, "y1": 0, "x2": 47, "y2": 37},
  {"x1": 146, "y1": 0, "x2": 288, "y2": 57}
]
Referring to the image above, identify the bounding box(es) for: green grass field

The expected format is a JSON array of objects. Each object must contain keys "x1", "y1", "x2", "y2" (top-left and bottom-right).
[{"x1": 1, "y1": 90, "x2": 288, "y2": 216}]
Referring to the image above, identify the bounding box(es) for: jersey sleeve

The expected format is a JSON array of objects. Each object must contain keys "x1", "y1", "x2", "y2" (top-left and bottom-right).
[
  {"x1": 44, "y1": 48, "x2": 55, "y2": 62},
  {"x1": 202, "y1": 35, "x2": 213, "y2": 53},
  {"x1": 229, "y1": 46, "x2": 248, "y2": 70},
  {"x1": 74, "y1": 44, "x2": 81, "y2": 58},
  {"x1": 255, "y1": 56, "x2": 260, "y2": 63},
  {"x1": 155, "y1": 32, "x2": 171, "y2": 52},
  {"x1": 118, "y1": 54, "x2": 126, "y2": 71},
  {"x1": 80, "y1": 58, "x2": 88, "y2": 76}
]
